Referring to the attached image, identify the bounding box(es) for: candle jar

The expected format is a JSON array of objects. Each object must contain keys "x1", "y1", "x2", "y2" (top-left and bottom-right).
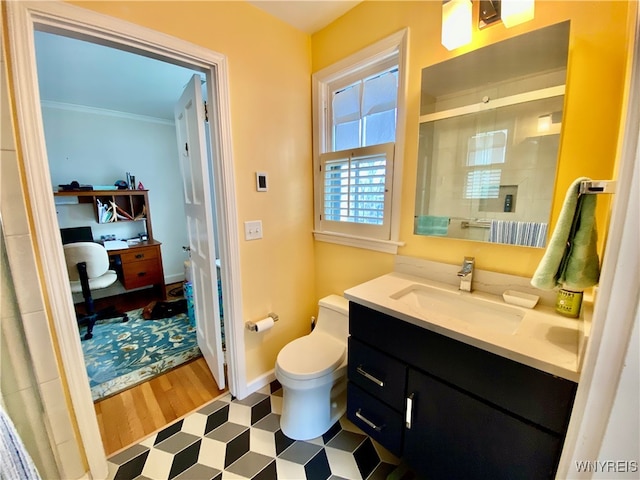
[{"x1": 556, "y1": 288, "x2": 583, "y2": 318}]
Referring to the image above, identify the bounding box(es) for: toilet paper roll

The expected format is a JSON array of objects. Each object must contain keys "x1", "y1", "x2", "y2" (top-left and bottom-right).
[{"x1": 252, "y1": 317, "x2": 275, "y2": 332}]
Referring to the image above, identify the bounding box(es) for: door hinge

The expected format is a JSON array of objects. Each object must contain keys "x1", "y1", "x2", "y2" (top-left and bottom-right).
[{"x1": 204, "y1": 101, "x2": 209, "y2": 122}]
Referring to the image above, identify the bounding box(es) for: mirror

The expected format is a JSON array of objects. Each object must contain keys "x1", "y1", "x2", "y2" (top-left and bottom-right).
[{"x1": 414, "y1": 22, "x2": 570, "y2": 248}]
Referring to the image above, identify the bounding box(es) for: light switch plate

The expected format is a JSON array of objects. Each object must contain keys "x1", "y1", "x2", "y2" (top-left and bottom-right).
[{"x1": 244, "y1": 220, "x2": 263, "y2": 240}]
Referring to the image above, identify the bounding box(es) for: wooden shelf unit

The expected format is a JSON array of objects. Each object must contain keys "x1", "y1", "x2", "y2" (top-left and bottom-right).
[{"x1": 54, "y1": 189, "x2": 154, "y2": 240}]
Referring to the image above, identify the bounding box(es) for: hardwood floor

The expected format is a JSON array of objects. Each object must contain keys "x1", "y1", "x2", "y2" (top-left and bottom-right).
[
  {"x1": 82, "y1": 283, "x2": 227, "y2": 456},
  {"x1": 95, "y1": 356, "x2": 226, "y2": 456}
]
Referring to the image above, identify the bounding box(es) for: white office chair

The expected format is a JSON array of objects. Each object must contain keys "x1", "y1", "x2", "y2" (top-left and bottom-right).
[{"x1": 63, "y1": 242, "x2": 127, "y2": 340}]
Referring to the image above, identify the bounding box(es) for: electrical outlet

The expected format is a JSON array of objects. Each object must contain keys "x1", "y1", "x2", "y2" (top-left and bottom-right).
[{"x1": 244, "y1": 220, "x2": 263, "y2": 240}]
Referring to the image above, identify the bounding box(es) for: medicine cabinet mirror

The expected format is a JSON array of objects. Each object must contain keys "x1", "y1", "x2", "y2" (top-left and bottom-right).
[{"x1": 414, "y1": 21, "x2": 570, "y2": 247}]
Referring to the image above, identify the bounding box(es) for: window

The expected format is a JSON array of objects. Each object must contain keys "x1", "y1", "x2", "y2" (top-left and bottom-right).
[
  {"x1": 465, "y1": 169, "x2": 501, "y2": 199},
  {"x1": 313, "y1": 30, "x2": 408, "y2": 253},
  {"x1": 466, "y1": 130, "x2": 507, "y2": 167},
  {"x1": 464, "y1": 129, "x2": 507, "y2": 199},
  {"x1": 332, "y1": 70, "x2": 399, "y2": 150}
]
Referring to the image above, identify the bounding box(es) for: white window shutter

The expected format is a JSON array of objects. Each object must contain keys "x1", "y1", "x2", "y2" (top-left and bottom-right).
[{"x1": 320, "y1": 142, "x2": 395, "y2": 240}]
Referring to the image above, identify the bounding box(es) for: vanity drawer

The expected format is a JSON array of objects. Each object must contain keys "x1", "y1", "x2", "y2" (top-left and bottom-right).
[
  {"x1": 347, "y1": 383, "x2": 403, "y2": 456},
  {"x1": 348, "y1": 337, "x2": 406, "y2": 411}
]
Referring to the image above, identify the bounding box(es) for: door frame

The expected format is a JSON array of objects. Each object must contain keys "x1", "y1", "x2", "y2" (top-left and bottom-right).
[{"x1": 5, "y1": 1, "x2": 247, "y2": 477}]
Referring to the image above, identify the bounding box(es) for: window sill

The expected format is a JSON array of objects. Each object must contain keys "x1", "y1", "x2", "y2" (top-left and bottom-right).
[{"x1": 313, "y1": 231, "x2": 404, "y2": 254}]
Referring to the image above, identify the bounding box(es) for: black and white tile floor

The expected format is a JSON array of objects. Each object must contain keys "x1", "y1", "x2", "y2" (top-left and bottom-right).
[{"x1": 107, "y1": 381, "x2": 403, "y2": 480}]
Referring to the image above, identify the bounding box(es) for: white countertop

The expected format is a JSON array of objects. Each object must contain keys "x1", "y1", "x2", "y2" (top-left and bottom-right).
[{"x1": 344, "y1": 272, "x2": 587, "y2": 382}]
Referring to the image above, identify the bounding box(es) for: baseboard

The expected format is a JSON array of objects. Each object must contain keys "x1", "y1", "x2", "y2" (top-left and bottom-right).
[
  {"x1": 165, "y1": 273, "x2": 185, "y2": 285},
  {"x1": 246, "y1": 369, "x2": 276, "y2": 396}
]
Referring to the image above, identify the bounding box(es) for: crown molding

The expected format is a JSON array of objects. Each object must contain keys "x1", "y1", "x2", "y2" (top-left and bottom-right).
[{"x1": 40, "y1": 100, "x2": 174, "y2": 125}]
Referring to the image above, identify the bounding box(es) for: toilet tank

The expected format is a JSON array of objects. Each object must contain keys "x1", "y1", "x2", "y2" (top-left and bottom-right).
[{"x1": 314, "y1": 294, "x2": 350, "y2": 342}]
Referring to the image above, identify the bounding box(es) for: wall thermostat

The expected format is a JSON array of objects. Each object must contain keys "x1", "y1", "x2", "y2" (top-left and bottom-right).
[{"x1": 256, "y1": 172, "x2": 268, "y2": 192}]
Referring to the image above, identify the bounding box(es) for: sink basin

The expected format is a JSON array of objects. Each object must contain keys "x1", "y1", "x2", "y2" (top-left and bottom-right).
[{"x1": 390, "y1": 284, "x2": 524, "y2": 335}]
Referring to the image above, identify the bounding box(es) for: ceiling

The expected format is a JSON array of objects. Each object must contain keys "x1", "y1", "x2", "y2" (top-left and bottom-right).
[
  {"x1": 34, "y1": 30, "x2": 203, "y2": 121},
  {"x1": 34, "y1": 1, "x2": 362, "y2": 121},
  {"x1": 247, "y1": 0, "x2": 362, "y2": 34}
]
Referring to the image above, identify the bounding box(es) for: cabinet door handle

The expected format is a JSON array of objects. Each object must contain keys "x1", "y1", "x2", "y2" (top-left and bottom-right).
[
  {"x1": 405, "y1": 393, "x2": 414, "y2": 430},
  {"x1": 355, "y1": 409, "x2": 383, "y2": 432},
  {"x1": 356, "y1": 365, "x2": 384, "y2": 387}
]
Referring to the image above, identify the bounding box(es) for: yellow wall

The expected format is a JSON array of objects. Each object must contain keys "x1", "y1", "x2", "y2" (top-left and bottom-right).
[
  {"x1": 2, "y1": 2, "x2": 635, "y2": 473},
  {"x1": 72, "y1": 0, "x2": 634, "y2": 379},
  {"x1": 312, "y1": 0, "x2": 633, "y2": 294},
  {"x1": 5, "y1": 0, "x2": 633, "y2": 394},
  {"x1": 67, "y1": 1, "x2": 317, "y2": 381}
]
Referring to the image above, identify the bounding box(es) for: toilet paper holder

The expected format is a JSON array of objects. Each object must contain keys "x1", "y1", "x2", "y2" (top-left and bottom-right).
[{"x1": 246, "y1": 312, "x2": 279, "y2": 331}]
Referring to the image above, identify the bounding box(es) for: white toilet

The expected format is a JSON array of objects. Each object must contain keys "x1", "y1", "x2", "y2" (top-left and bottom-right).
[{"x1": 275, "y1": 294, "x2": 350, "y2": 440}]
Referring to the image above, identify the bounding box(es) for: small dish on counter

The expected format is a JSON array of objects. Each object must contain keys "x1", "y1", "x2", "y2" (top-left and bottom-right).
[{"x1": 503, "y1": 290, "x2": 539, "y2": 309}]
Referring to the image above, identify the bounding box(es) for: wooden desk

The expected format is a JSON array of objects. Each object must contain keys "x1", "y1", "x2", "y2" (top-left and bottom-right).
[{"x1": 108, "y1": 240, "x2": 165, "y2": 298}]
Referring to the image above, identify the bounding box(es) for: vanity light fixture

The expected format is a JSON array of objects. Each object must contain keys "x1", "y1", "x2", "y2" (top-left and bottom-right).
[
  {"x1": 478, "y1": 0, "x2": 535, "y2": 29},
  {"x1": 478, "y1": 0, "x2": 501, "y2": 28},
  {"x1": 501, "y1": 0, "x2": 535, "y2": 28},
  {"x1": 442, "y1": 0, "x2": 472, "y2": 51}
]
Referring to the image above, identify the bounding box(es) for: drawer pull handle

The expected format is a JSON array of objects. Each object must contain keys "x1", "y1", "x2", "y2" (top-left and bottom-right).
[
  {"x1": 355, "y1": 409, "x2": 383, "y2": 432},
  {"x1": 135, "y1": 254, "x2": 144, "y2": 259},
  {"x1": 356, "y1": 365, "x2": 384, "y2": 387},
  {"x1": 138, "y1": 272, "x2": 147, "y2": 277},
  {"x1": 405, "y1": 393, "x2": 414, "y2": 430}
]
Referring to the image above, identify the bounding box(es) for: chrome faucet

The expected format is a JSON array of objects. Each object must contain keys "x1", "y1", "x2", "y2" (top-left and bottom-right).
[{"x1": 457, "y1": 257, "x2": 475, "y2": 292}]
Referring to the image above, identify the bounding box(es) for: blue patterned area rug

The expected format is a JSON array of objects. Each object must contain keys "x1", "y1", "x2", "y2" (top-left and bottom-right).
[{"x1": 81, "y1": 308, "x2": 201, "y2": 402}]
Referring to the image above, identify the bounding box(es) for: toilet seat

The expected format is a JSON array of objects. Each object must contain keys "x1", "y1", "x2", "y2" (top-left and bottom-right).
[{"x1": 277, "y1": 333, "x2": 345, "y2": 380}]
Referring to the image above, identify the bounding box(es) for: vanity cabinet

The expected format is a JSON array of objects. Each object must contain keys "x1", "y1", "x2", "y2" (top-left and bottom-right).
[{"x1": 347, "y1": 301, "x2": 577, "y2": 479}]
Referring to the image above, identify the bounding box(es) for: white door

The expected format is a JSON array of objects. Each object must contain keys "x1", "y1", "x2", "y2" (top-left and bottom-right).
[{"x1": 174, "y1": 74, "x2": 225, "y2": 388}]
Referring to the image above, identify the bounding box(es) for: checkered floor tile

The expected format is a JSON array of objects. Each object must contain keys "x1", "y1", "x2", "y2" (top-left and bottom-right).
[{"x1": 107, "y1": 381, "x2": 401, "y2": 479}]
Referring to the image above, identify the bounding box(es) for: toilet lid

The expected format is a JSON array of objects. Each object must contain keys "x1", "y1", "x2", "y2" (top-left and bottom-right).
[{"x1": 277, "y1": 333, "x2": 345, "y2": 380}]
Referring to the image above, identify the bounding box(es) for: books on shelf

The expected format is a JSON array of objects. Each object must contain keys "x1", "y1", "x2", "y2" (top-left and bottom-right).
[{"x1": 97, "y1": 199, "x2": 113, "y2": 223}]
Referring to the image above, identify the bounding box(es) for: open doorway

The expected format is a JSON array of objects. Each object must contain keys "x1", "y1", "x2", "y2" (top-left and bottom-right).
[
  {"x1": 5, "y1": 2, "x2": 246, "y2": 475},
  {"x1": 35, "y1": 28, "x2": 228, "y2": 453}
]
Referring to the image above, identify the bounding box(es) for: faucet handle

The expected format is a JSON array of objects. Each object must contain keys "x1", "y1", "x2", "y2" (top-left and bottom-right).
[
  {"x1": 458, "y1": 257, "x2": 475, "y2": 290},
  {"x1": 458, "y1": 257, "x2": 475, "y2": 276}
]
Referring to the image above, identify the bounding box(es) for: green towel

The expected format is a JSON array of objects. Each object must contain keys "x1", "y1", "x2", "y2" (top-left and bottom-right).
[
  {"x1": 415, "y1": 215, "x2": 449, "y2": 236},
  {"x1": 531, "y1": 177, "x2": 600, "y2": 290}
]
